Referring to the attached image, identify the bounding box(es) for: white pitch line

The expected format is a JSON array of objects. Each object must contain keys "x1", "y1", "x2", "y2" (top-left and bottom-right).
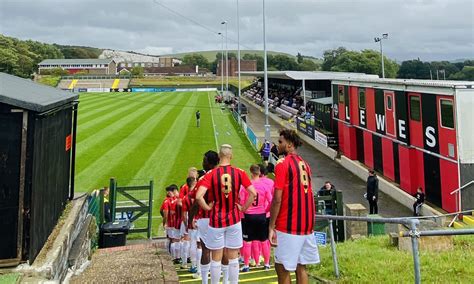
[{"x1": 207, "y1": 91, "x2": 219, "y2": 151}]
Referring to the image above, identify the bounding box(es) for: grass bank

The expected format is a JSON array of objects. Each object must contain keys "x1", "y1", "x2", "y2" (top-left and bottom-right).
[
  {"x1": 36, "y1": 75, "x2": 61, "y2": 87},
  {"x1": 130, "y1": 76, "x2": 254, "y2": 89},
  {"x1": 309, "y1": 234, "x2": 474, "y2": 282}
]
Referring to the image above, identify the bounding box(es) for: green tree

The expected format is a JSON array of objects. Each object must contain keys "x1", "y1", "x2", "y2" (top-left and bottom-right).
[
  {"x1": 131, "y1": 66, "x2": 144, "y2": 77},
  {"x1": 449, "y1": 66, "x2": 474, "y2": 81},
  {"x1": 268, "y1": 54, "x2": 299, "y2": 71},
  {"x1": 298, "y1": 59, "x2": 319, "y2": 71},
  {"x1": 398, "y1": 59, "x2": 432, "y2": 79},
  {"x1": 325, "y1": 48, "x2": 398, "y2": 78},
  {"x1": 297, "y1": 52, "x2": 304, "y2": 64},
  {"x1": 322, "y1": 47, "x2": 348, "y2": 71},
  {"x1": 182, "y1": 54, "x2": 210, "y2": 69}
]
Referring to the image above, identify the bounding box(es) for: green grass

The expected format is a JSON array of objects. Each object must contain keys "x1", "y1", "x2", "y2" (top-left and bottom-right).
[
  {"x1": 75, "y1": 91, "x2": 260, "y2": 237},
  {"x1": 0, "y1": 273, "x2": 20, "y2": 284},
  {"x1": 36, "y1": 75, "x2": 61, "y2": 87},
  {"x1": 130, "y1": 76, "x2": 254, "y2": 89},
  {"x1": 309, "y1": 234, "x2": 474, "y2": 283}
]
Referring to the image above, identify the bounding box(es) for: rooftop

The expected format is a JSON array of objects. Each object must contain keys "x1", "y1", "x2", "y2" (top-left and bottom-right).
[
  {"x1": 38, "y1": 58, "x2": 114, "y2": 65},
  {"x1": 0, "y1": 72, "x2": 78, "y2": 112},
  {"x1": 239, "y1": 70, "x2": 379, "y2": 81}
]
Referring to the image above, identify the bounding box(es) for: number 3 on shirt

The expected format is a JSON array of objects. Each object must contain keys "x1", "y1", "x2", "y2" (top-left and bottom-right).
[
  {"x1": 252, "y1": 193, "x2": 259, "y2": 206},
  {"x1": 298, "y1": 161, "x2": 310, "y2": 193}
]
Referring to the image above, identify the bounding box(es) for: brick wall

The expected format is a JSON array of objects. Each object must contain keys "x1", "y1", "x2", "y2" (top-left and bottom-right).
[{"x1": 217, "y1": 59, "x2": 257, "y2": 76}]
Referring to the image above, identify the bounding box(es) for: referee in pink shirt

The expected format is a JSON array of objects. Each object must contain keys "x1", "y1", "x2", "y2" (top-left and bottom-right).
[{"x1": 240, "y1": 164, "x2": 273, "y2": 271}]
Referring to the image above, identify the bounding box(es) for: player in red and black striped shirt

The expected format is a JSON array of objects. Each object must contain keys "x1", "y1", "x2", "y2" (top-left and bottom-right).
[
  {"x1": 180, "y1": 167, "x2": 198, "y2": 199},
  {"x1": 269, "y1": 129, "x2": 319, "y2": 283},
  {"x1": 162, "y1": 185, "x2": 181, "y2": 262},
  {"x1": 180, "y1": 177, "x2": 197, "y2": 269},
  {"x1": 188, "y1": 150, "x2": 220, "y2": 281},
  {"x1": 197, "y1": 144, "x2": 256, "y2": 284}
]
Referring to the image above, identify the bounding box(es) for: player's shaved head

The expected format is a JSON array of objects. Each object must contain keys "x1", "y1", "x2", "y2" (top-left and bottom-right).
[
  {"x1": 219, "y1": 144, "x2": 233, "y2": 159},
  {"x1": 188, "y1": 167, "x2": 198, "y2": 178}
]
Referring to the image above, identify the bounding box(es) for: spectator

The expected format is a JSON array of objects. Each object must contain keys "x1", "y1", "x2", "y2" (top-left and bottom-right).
[
  {"x1": 366, "y1": 170, "x2": 379, "y2": 214},
  {"x1": 259, "y1": 140, "x2": 271, "y2": 164},
  {"x1": 317, "y1": 181, "x2": 336, "y2": 215},
  {"x1": 103, "y1": 186, "x2": 111, "y2": 223},
  {"x1": 270, "y1": 142, "x2": 279, "y2": 158},
  {"x1": 413, "y1": 187, "x2": 425, "y2": 216}
]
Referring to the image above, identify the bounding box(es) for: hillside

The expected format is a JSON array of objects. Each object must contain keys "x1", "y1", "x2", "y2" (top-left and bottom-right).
[
  {"x1": 0, "y1": 34, "x2": 104, "y2": 78},
  {"x1": 166, "y1": 50, "x2": 322, "y2": 64}
]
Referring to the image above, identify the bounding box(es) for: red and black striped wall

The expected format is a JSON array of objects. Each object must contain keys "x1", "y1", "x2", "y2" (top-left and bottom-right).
[{"x1": 333, "y1": 84, "x2": 458, "y2": 212}]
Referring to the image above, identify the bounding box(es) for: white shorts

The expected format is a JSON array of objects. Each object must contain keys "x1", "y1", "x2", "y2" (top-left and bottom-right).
[
  {"x1": 197, "y1": 218, "x2": 210, "y2": 245},
  {"x1": 189, "y1": 229, "x2": 198, "y2": 242},
  {"x1": 165, "y1": 228, "x2": 173, "y2": 238},
  {"x1": 274, "y1": 230, "x2": 320, "y2": 271},
  {"x1": 168, "y1": 228, "x2": 180, "y2": 240},
  {"x1": 206, "y1": 222, "x2": 243, "y2": 250},
  {"x1": 180, "y1": 222, "x2": 188, "y2": 236}
]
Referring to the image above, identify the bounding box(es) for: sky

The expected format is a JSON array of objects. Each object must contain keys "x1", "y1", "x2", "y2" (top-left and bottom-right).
[{"x1": 0, "y1": 0, "x2": 473, "y2": 61}]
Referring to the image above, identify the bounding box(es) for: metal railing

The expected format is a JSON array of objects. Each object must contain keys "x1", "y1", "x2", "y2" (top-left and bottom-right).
[
  {"x1": 316, "y1": 214, "x2": 474, "y2": 284},
  {"x1": 449, "y1": 180, "x2": 474, "y2": 214}
]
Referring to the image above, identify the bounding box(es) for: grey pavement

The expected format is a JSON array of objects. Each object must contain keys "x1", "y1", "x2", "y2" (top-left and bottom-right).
[{"x1": 242, "y1": 98, "x2": 413, "y2": 219}]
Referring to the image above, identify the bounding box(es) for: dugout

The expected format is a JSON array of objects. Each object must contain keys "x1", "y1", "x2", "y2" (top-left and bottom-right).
[{"x1": 0, "y1": 73, "x2": 79, "y2": 266}]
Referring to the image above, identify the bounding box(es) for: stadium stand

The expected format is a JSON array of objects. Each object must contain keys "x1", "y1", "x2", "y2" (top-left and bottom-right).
[
  {"x1": 243, "y1": 85, "x2": 304, "y2": 121},
  {"x1": 58, "y1": 78, "x2": 130, "y2": 90}
]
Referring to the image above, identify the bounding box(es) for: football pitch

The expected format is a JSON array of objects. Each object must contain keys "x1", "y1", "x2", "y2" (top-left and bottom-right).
[{"x1": 75, "y1": 91, "x2": 260, "y2": 235}]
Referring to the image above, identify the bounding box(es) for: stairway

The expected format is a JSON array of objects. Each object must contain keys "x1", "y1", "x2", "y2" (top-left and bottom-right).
[
  {"x1": 68, "y1": 79, "x2": 78, "y2": 90},
  {"x1": 453, "y1": 215, "x2": 474, "y2": 229},
  {"x1": 112, "y1": 79, "x2": 120, "y2": 89}
]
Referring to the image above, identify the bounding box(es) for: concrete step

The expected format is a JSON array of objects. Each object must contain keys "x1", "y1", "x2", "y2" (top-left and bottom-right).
[
  {"x1": 453, "y1": 221, "x2": 466, "y2": 229},
  {"x1": 463, "y1": 215, "x2": 474, "y2": 226}
]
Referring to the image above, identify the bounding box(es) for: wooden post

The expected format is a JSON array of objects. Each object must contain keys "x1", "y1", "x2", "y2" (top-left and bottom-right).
[
  {"x1": 110, "y1": 178, "x2": 116, "y2": 222},
  {"x1": 148, "y1": 180, "x2": 154, "y2": 239}
]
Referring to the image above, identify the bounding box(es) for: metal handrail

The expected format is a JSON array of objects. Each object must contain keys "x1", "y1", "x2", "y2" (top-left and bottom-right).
[
  {"x1": 449, "y1": 180, "x2": 474, "y2": 195},
  {"x1": 449, "y1": 180, "x2": 473, "y2": 214}
]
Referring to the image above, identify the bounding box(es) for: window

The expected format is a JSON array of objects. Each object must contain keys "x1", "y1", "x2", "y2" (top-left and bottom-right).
[
  {"x1": 410, "y1": 96, "x2": 421, "y2": 121},
  {"x1": 386, "y1": 95, "x2": 392, "y2": 110},
  {"x1": 338, "y1": 86, "x2": 344, "y2": 103},
  {"x1": 440, "y1": 99, "x2": 454, "y2": 128},
  {"x1": 358, "y1": 89, "x2": 366, "y2": 109}
]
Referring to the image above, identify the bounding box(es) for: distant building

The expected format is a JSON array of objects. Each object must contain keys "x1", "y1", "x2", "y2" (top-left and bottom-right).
[
  {"x1": 217, "y1": 58, "x2": 257, "y2": 76},
  {"x1": 117, "y1": 65, "x2": 211, "y2": 77},
  {"x1": 117, "y1": 57, "x2": 177, "y2": 68},
  {"x1": 38, "y1": 59, "x2": 117, "y2": 75},
  {"x1": 100, "y1": 49, "x2": 181, "y2": 68}
]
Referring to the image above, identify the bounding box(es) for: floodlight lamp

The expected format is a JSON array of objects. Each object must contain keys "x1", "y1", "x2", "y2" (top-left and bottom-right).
[
  {"x1": 374, "y1": 37, "x2": 380, "y2": 42},
  {"x1": 382, "y1": 33, "x2": 388, "y2": 39},
  {"x1": 221, "y1": 21, "x2": 227, "y2": 25}
]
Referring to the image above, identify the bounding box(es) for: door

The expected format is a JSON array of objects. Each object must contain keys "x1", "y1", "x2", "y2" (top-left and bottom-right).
[{"x1": 384, "y1": 91, "x2": 396, "y2": 137}]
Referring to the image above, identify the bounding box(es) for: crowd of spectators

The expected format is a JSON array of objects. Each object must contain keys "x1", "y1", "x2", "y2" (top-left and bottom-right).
[{"x1": 243, "y1": 84, "x2": 312, "y2": 122}]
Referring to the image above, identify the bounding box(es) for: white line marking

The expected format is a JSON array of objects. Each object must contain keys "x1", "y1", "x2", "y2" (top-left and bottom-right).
[{"x1": 208, "y1": 91, "x2": 219, "y2": 151}]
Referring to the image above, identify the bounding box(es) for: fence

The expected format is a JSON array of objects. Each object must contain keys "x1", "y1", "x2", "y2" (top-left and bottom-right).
[
  {"x1": 109, "y1": 178, "x2": 154, "y2": 239},
  {"x1": 230, "y1": 109, "x2": 262, "y2": 152}
]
